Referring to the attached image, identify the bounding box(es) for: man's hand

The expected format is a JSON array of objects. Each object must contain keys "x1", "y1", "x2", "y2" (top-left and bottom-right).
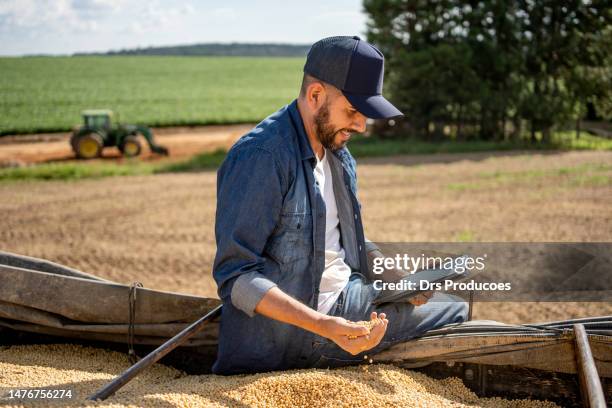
[
  {"x1": 317, "y1": 312, "x2": 388, "y2": 355},
  {"x1": 408, "y1": 290, "x2": 434, "y2": 306},
  {"x1": 254, "y1": 287, "x2": 389, "y2": 356}
]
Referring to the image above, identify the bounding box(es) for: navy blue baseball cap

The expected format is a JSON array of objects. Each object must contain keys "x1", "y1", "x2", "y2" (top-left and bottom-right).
[{"x1": 304, "y1": 35, "x2": 403, "y2": 119}]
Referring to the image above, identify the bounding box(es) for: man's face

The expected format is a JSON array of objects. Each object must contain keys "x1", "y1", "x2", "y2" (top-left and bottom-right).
[{"x1": 314, "y1": 91, "x2": 367, "y2": 151}]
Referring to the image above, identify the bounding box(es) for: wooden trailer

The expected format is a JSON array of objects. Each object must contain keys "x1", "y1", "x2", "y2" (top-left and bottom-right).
[{"x1": 1, "y1": 251, "x2": 610, "y2": 406}]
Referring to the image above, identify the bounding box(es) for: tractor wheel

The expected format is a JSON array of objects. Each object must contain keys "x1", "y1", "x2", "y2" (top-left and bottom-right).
[
  {"x1": 74, "y1": 133, "x2": 103, "y2": 159},
  {"x1": 69, "y1": 133, "x2": 79, "y2": 153},
  {"x1": 120, "y1": 136, "x2": 142, "y2": 157}
]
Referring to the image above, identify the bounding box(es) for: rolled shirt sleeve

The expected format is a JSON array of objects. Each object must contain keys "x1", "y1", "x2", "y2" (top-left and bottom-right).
[
  {"x1": 231, "y1": 271, "x2": 278, "y2": 317},
  {"x1": 213, "y1": 146, "x2": 286, "y2": 317}
]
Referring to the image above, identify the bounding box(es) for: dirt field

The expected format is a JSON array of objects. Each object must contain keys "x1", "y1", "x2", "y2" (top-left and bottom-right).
[
  {"x1": 1, "y1": 131, "x2": 611, "y2": 323},
  {"x1": 0, "y1": 124, "x2": 253, "y2": 166}
]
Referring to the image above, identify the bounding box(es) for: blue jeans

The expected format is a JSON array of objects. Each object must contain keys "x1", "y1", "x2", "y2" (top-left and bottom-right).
[{"x1": 307, "y1": 273, "x2": 469, "y2": 368}]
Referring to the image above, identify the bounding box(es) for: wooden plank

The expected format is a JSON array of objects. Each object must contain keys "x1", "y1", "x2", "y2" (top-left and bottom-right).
[{"x1": 573, "y1": 324, "x2": 606, "y2": 408}]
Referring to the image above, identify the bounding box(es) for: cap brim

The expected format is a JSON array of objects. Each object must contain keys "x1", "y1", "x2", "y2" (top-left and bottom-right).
[{"x1": 343, "y1": 92, "x2": 404, "y2": 119}]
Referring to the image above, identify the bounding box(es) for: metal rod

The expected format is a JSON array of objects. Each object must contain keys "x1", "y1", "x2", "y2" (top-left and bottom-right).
[
  {"x1": 468, "y1": 290, "x2": 474, "y2": 321},
  {"x1": 573, "y1": 324, "x2": 606, "y2": 408},
  {"x1": 88, "y1": 304, "x2": 223, "y2": 401}
]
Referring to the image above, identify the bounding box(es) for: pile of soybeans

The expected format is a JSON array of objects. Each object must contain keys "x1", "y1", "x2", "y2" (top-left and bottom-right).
[{"x1": 0, "y1": 344, "x2": 559, "y2": 407}]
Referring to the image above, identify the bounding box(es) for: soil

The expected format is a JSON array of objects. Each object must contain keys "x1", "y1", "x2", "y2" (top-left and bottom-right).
[{"x1": 0, "y1": 124, "x2": 254, "y2": 166}]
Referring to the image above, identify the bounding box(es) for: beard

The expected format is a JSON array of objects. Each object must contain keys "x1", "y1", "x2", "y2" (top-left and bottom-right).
[{"x1": 314, "y1": 102, "x2": 350, "y2": 151}]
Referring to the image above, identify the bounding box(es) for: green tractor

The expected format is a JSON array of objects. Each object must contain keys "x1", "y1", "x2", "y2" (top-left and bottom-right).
[{"x1": 71, "y1": 110, "x2": 169, "y2": 159}]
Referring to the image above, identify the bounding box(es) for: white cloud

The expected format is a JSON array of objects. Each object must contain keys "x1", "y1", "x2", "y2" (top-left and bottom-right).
[
  {"x1": 0, "y1": 0, "x2": 120, "y2": 34},
  {"x1": 0, "y1": 0, "x2": 368, "y2": 55},
  {"x1": 120, "y1": 1, "x2": 194, "y2": 34},
  {"x1": 182, "y1": 3, "x2": 194, "y2": 14},
  {"x1": 128, "y1": 21, "x2": 144, "y2": 35},
  {"x1": 0, "y1": 0, "x2": 196, "y2": 37},
  {"x1": 71, "y1": 0, "x2": 125, "y2": 13},
  {"x1": 212, "y1": 7, "x2": 235, "y2": 20}
]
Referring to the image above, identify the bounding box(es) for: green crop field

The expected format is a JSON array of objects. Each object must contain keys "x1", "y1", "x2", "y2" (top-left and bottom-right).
[{"x1": 0, "y1": 56, "x2": 304, "y2": 135}]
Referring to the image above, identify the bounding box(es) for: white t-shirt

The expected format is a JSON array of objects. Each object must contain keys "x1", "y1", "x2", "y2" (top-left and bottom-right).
[{"x1": 313, "y1": 149, "x2": 352, "y2": 314}]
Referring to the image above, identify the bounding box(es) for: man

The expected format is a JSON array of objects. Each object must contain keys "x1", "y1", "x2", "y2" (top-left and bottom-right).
[{"x1": 212, "y1": 36, "x2": 468, "y2": 375}]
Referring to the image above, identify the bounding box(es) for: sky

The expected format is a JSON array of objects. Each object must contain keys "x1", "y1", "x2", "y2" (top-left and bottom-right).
[{"x1": 0, "y1": 0, "x2": 368, "y2": 56}]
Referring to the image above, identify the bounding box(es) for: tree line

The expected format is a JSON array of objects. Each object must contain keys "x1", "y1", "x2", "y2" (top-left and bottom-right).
[
  {"x1": 364, "y1": 0, "x2": 611, "y2": 142},
  {"x1": 75, "y1": 43, "x2": 310, "y2": 58}
]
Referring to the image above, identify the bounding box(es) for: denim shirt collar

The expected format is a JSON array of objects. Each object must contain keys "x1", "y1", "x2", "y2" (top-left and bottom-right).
[{"x1": 287, "y1": 99, "x2": 316, "y2": 162}]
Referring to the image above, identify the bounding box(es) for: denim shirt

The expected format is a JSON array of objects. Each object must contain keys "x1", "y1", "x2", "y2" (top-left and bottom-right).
[{"x1": 212, "y1": 99, "x2": 376, "y2": 374}]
